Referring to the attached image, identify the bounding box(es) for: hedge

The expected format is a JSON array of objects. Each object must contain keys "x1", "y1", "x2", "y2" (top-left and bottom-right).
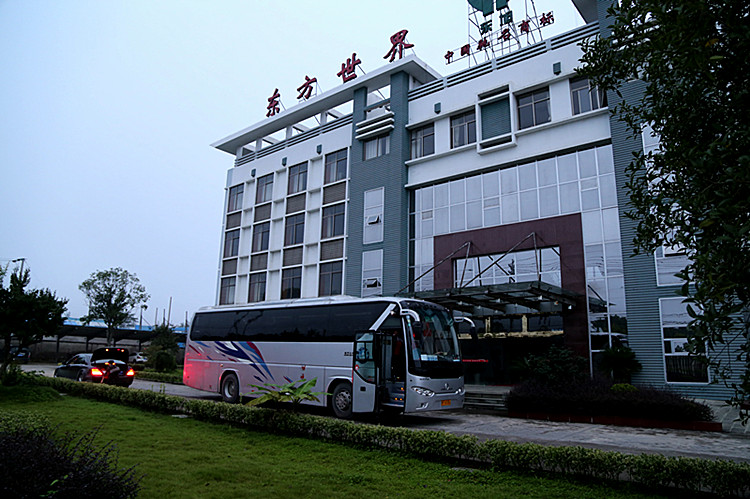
[
  {"x1": 32, "y1": 376, "x2": 750, "y2": 497},
  {"x1": 134, "y1": 371, "x2": 183, "y2": 385}
]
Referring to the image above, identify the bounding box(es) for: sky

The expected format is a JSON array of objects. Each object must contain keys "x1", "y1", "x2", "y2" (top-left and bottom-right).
[{"x1": 0, "y1": 0, "x2": 584, "y2": 326}]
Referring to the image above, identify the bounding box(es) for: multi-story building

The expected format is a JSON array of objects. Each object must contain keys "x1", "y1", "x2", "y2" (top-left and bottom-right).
[{"x1": 209, "y1": 0, "x2": 741, "y2": 400}]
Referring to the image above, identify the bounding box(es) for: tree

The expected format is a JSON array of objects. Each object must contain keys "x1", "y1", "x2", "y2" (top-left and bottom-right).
[
  {"x1": 79, "y1": 268, "x2": 149, "y2": 346},
  {"x1": 144, "y1": 324, "x2": 179, "y2": 372},
  {"x1": 579, "y1": 1, "x2": 750, "y2": 416},
  {"x1": 0, "y1": 265, "x2": 68, "y2": 381}
]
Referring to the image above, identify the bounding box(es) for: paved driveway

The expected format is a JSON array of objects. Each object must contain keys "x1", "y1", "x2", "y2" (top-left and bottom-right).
[{"x1": 21, "y1": 363, "x2": 750, "y2": 463}]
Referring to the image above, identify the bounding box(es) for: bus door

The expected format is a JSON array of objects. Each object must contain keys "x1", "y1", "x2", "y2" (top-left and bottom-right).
[
  {"x1": 379, "y1": 330, "x2": 406, "y2": 409},
  {"x1": 352, "y1": 331, "x2": 380, "y2": 413}
]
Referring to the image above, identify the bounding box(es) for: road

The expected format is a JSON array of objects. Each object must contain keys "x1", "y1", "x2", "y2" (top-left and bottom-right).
[{"x1": 21, "y1": 363, "x2": 750, "y2": 463}]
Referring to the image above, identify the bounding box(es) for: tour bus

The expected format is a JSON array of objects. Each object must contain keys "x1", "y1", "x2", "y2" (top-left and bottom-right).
[{"x1": 183, "y1": 296, "x2": 464, "y2": 418}]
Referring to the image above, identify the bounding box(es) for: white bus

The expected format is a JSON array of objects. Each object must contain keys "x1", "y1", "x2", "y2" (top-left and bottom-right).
[{"x1": 183, "y1": 296, "x2": 464, "y2": 418}]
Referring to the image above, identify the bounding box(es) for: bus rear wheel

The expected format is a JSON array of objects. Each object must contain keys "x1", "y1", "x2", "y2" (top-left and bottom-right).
[
  {"x1": 331, "y1": 382, "x2": 353, "y2": 419},
  {"x1": 221, "y1": 373, "x2": 240, "y2": 404}
]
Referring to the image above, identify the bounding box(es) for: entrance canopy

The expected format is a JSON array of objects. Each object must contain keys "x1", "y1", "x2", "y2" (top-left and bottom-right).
[{"x1": 405, "y1": 280, "x2": 579, "y2": 315}]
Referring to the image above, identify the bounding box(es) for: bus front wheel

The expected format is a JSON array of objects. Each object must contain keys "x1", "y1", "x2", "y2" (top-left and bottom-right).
[
  {"x1": 221, "y1": 373, "x2": 240, "y2": 404},
  {"x1": 331, "y1": 382, "x2": 353, "y2": 419}
]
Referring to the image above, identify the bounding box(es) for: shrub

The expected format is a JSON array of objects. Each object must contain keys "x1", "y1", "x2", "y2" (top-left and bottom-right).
[
  {"x1": 598, "y1": 345, "x2": 643, "y2": 383},
  {"x1": 519, "y1": 345, "x2": 588, "y2": 385},
  {"x1": 152, "y1": 350, "x2": 177, "y2": 372},
  {"x1": 611, "y1": 383, "x2": 638, "y2": 394},
  {"x1": 0, "y1": 410, "x2": 141, "y2": 499},
  {"x1": 506, "y1": 378, "x2": 714, "y2": 422}
]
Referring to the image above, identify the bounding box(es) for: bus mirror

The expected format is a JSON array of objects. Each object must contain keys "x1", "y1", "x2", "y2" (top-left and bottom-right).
[{"x1": 400, "y1": 309, "x2": 420, "y2": 324}]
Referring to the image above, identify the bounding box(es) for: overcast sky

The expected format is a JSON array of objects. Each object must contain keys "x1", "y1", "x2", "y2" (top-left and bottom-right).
[{"x1": 0, "y1": 0, "x2": 583, "y2": 326}]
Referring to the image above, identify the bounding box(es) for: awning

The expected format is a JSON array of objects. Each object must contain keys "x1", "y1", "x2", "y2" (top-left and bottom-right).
[{"x1": 403, "y1": 280, "x2": 580, "y2": 315}]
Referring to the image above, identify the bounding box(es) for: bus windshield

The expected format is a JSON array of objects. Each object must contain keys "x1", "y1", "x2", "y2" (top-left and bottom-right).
[{"x1": 402, "y1": 301, "x2": 462, "y2": 378}]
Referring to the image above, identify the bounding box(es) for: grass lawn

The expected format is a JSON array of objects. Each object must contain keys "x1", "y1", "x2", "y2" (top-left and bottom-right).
[{"x1": 0, "y1": 386, "x2": 670, "y2": 499}]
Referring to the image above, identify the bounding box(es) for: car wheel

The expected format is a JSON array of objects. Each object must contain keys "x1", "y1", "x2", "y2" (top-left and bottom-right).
[
  {"x1": 331, "y1": 382, "x2": 353, "y2": 419},
  {"x1": 220, "y1": 373, "x2": 240, "y2": 404}
]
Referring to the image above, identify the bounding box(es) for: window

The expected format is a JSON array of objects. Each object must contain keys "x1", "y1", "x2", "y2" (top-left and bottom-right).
[
  {"x1": 252, "y1": 222, "x2": 270, "y2": 253},
  {"x1": 363, "y1": 135, "x2": 390, "y2": 160},
  {"x1": 517, "y1": 88, "x2": 550, "y2": 129},
  {"x1": 248, "y1": 272, "x2": 266, "y2": 303},
  {"x1": 287, "y1": 162, "x2": 308, "y2": 195},
  {"x1": 570, "y1": 76, "x2": 607, "y2": 115},
  {"x1": 256, "y1": 173, "x2": 273, "y2": 204},
  {"x1": 225, "y1": 212, "x2": 241, "y2": 230},
  {"x1": 319, "y1": 261, "x2": 343, "y2": 296},
  {"x1": 325, "y1": 149, "x2": 348, "y2": 184},
  {"x1": 363, "y1": 188, "x2": 384, "y2": 244},
  {"x1": 450, "y1": 111, "x2": 476, "y2": 148},
  {"x1": 223, "y1": 229, "x2": 240, "y2": 258},
  {"x1": 227, "y1": 184, "x2": 244, "y2": 212},
  {"x1": 321, "y1": 203, "x2": 345, "y2": 239},
  {"x1": 410, "y1": 123, "x2": 435, "y2": 159},
  {"x1": 362, "y1": 250, "x2": 383, "y2": 297},
  {"x1": 660, "y1": 297, "x2": 708, "y2": 383},
  {"x1": 219, "y1": 277, "x2": 236, "y2": 305},
  {"x1": 281, "y1": 267, "x2": 302, "y2": 299},
  {"x1": 284, "y1": 213, "x2": 305, "y2": 246}
]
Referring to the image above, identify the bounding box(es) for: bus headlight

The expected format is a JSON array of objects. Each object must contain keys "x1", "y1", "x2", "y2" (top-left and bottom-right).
[{"x1": 411, "y1": 386, "x2": 435, "y2": 397}]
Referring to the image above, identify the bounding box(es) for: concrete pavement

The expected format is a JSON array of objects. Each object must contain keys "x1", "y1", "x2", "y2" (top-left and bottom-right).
[{"x1": 20, "y1": 363, "x2": 750, "y2": 463}]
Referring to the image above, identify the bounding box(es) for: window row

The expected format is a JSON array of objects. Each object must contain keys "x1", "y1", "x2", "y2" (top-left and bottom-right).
[{"x1": 410, "y1": 76, "x2": 606, "y2": 160}]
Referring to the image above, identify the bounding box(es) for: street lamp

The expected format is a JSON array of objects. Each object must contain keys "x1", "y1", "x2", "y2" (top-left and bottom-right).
[{"x1": 11, "y1": 258, "x2": 25, "y2": 274}]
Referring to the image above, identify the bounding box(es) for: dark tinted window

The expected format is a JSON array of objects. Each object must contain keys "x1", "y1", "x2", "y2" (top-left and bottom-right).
[{"x1": 191, "y1": 302, "x2": 391, "y2": 342}]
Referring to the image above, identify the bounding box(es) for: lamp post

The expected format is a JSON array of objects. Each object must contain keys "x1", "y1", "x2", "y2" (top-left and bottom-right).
[{"x1": 11, "y1": 258, "x2": 25, "y2": 274}]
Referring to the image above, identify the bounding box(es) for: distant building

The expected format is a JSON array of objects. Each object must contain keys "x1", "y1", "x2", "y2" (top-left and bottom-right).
[{"x1": 210, "y1": 0, "x2": 741, "y2": 399}]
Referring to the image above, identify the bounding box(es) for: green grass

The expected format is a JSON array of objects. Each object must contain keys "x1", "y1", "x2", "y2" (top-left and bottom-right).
[{"x1": 0, "y1": 386, "x2": 670, "y2": 499}]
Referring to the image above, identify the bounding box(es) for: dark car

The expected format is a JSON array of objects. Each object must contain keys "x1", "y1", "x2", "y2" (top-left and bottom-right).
[
  {"x1": 54, "y1": 347, "x2": 135, "y2": 387},
  {"x1": 9, "y1": 347, "x2": 31, "y2": 364}
]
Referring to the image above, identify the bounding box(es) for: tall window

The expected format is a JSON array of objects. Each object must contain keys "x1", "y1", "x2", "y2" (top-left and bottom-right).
[
  {"x1": 223, "y1": 230, "x2": 240, "y2": 258},
  {"x1": 411, "y1": 123, "x2": 435, "y2": 159},
  {"x1": 363, "y1": 135, "x2": 390, "y2": 160},
  {"x1": 252, "y1": 222, "x2": 270, "y2": 253},
  {"x1": 363, "y1": 188, "x2": 384, "y2": 244},
  {"x1": 248, "y1": 272, "x2": 266, "y2": 303},
  {"x1": 321, "y1": 203, "x2": 345, "y2": 239},
  {"x1": 570, "y1": 76, "x2": 607, "y2": 115},
  {"x1": 256, "y1": 173, "x2": 273, "y2": 204},
  {"x1": 325, "y1": 149, "x2": 348, "y2": 184},
  {"x1": 219, "y1": 277, "x2": 236, "y2": 305},
  {"x1": 517, "y1": 88, "x2": 550, "y2": 129},
  {"x1": 227, "y1": 184, "x2": 244, "y2": 212},
  {"x1": 281, "y1": 267, "x2": 302, "y2": 299},
  {"x1": 450, "y1": 111, "x2": 476, "y2": 148},
  {"x1": 319, "y1": 261, "x2": 343, "y2": 296},
  {"x1": 287, "y1": 162, "x2": 308, "y2": 195},
  {"x1": 284, "y1": 213, "x2": 305, "y2": 246},
  {"x1": 660, "y1": 297, "x2": 708, "y2": 383},
  {"x1": 362, "y1": 250, "x2": 383, "y2": 297}
]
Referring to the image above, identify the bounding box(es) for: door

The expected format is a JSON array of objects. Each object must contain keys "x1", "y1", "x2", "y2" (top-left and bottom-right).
[{"x1": 352, "y1": 331, "x2": 379, "y2": 413}]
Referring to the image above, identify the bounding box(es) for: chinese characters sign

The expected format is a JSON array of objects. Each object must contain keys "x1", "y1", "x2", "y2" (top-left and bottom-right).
[{"x1": 263, "y1": 30, "x2": 415, "y2": 117}]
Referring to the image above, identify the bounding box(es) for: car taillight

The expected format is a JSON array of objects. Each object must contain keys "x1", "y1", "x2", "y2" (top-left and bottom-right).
[
  {"x1": 91, "y1": 368, "x2": 104, "y2": 377},
  {"x1": 126, "y1": 368, "x2": 135, "y2": 377}
]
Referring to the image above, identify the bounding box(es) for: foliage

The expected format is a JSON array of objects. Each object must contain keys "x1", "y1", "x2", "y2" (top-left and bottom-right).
[
  {"x1": 578, "y1": 0, "x2": 750, "y2": 419},
  {"x1": 25, "y1": 375, "x2": 750, "y2": 496},
  {"x1": 246, "y1": 377, "x2": 328, "y2": 412},
  {"x1": 598, "y1": 345, "x2": 643, "y2": 383},
  {"x1": 144, "y1": 324, "x2": 178, "y2": 372},
  {"x1": 611, "y1": 383, "x2": 639, "y2": 394},
  {"x1": 79, "y1": 267, "x2": 149, "y2": 346},
  {"x1": 135, "y1": 369, "x2": 182, "y2": 385},
  {"x1": 0, "y1": 266, "x2": 67, "y2": 383},
  {"x1": 506, "y1": 378, "x2": 713, "y2": 422},
  {"x1": 519, "y1": 345, "x2": 589, "y2": 385},
  {"x1": 0, "y1": 410, "x2": 141, "y2": 498}
]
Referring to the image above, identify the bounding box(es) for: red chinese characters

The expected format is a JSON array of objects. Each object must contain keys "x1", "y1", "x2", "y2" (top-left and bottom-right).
[
  {"x1": 477, "y1": 38, "x2": 490, "y2": 50},
  {"x1": 266, "y1": 88, "x2": 281, "y2": 117},
  {"x1": 519, "y1": 19, "x2": 531, "y2": 34},
  {"x1": 337, "y1": 53, "x2": 361, "y2": 83},
  {"x1": 460, "y1": 44, "x2": 471, "y2": 56},
  {"x1": 444, "y1": 50, "x2": 454, "y2": 63},
  {"x1": 296, "y1": 75, "x2": 317, "y2": 100},
  {"x1": 540, "y1": 12, "x2": 554, "y2": 26},
  {"x1": 383, "y1": 29, "x2": 414, "y2": 62}
]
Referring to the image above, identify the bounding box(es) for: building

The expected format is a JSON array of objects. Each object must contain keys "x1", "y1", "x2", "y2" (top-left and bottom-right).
[{"x1": 209, "y1": 0, "x2": 741, "y2": 400}]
